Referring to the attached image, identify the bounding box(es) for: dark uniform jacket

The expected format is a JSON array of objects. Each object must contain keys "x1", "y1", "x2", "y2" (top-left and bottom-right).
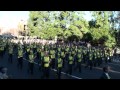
[{"x1": 100, "y1": 72, "x2": 111, "y2": 79}]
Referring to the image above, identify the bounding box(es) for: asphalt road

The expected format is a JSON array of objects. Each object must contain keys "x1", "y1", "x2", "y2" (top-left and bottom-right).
[{"x1": 0, "y1": 48, "x2": 120, "y2": 79}]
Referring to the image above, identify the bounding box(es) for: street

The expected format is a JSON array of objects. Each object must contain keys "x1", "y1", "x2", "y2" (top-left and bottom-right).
[{"x1": 0, "y1": 49, "x2": 120, "y2": 79}]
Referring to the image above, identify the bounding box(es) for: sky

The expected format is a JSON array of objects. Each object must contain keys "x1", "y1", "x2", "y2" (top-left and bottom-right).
[
  {"x1": 84, "y1": 11, "x2": 92, "y2": 21},
  {"x1": 0, "y1": 11, "x2": 29, "y2": 28},
  {"x1": 0, "y1": 11, "x2": 92, "y2": 28}
]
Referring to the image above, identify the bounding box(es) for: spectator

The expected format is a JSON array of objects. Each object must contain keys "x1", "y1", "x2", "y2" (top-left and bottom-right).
[
  {"x1": 0, "y1": 67, "x2": 9, "y2": 79},
  {"x1": 100, "y1": 66, "x2": 111, "y2": 79}
]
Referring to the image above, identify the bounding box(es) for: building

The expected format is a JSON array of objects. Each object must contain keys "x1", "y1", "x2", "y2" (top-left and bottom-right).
[
  {"x1": 0, "y1": 27, "x2": 19, "y2": 36},
  {"x1": 17, "y1": 19, "x2": 28, "y2": 36},
  {"x1": 0, "y1": 19, "x2": 28, "y2": 37}
]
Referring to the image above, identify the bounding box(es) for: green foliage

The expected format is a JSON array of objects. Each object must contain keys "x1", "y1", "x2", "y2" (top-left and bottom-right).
[
  {"x1": 89, "y1": 11, "x2": 116, "y2": 47},
  {"x1": 68, "y1": 25, "x2": 83, "y2": 38},
  {"x1": 27, "y1": 11, "x2": 118, "y2": 48},
  {"x1": 104, "y1": 35, "x2": 116, "y2": 48},
  {"x1": 82, "y1": 32, "x2": 93, "y2": 42},
  {"x1": 28, "y1": 11, "x2": 88, "y2": 41}
]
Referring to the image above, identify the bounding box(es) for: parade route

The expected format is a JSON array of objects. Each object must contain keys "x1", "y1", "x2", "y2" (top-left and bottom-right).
[
  {"x1": 0, "y1": 11, "x2": 120, "y2": 80},
  {"x1": 23, "y1": 57, "x2": 82, "y2": 79},
  {"x1": 0, "y1": 49, "x2": 120, "y2": 79}
]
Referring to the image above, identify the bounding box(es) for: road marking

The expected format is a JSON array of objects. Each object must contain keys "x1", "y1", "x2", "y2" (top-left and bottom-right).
[
  {"x1": 51, "y1": 69, "x2": 82, "y2": 79},
  {"x1": 23, "y1": 58, "x2": 82, "y2": 79},
  {"x1": 82, "y1": 64, "x2": 120, "y2": 74},
  {"x1": 110, "y1": 70, "x2": 120, "y2": 74},
  {"x1": 82, "y1": 64, "x2": 102, "y2": 70},
  {"x1": 108, "y1": 63, "x2": 120, "y2": 67}
]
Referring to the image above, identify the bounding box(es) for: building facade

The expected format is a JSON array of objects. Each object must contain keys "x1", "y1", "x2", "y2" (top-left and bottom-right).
[{"x1": 0, "y1": 19, "x2": 28, "y2": 37}]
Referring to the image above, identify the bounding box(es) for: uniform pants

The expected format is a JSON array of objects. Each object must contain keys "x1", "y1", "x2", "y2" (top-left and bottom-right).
[
  {"x1": 17, "y1": 57, "x2": 23, "y2": 70},
  {"x1": 74, "y1": 62, "x2": 81, "y2": 72},
  {"x1": 28, "y1": 62, "x2": 34, "y2": 75},
  {"x1": 109, "y1": 56, "x2": 112, "y2": 62},
  {"x1": 0, "y1": 51, "x2": 2, "y2": 58},
  {"x1": 57, "y1": 67, "x2": 62, "y2": 79},
  {"x1": 83, "y1": 55, "x2": 86, "y2": 63},
  {"x1": 51, "y1": 59, "x2": 55, "y2": 69},
  {"x1": 62, "y1": 58, "x2": 65, "y2": 68},
  {"x1": 8, "y1": 54, "x2": 13, "y2": 63},
  {"x1": 97, "y1": 58, "x2": 101, "y2": 66},
  {"x1": 85, "y1": 60, "x2": 89, "y2": 68},
  {"x1": 85, "y1": 60, "x2": 93, "y2": 70},
  {"x1": 40, "y1": 61, "x2": 44, "y2": 71},
  {"x1": 101, "y1": 57, "x2": 103, "y2": 64},
  {"x1": 68, "y1": 64, "x2": 73, "y2": 75},
  {"x1": 2, "y1": 50, "x2": 4, "y2": 58},
  {"x1": 89, "y1": 61, "x2": 93, "y2": 70},
  {"x1": 43, "y1": 67, "x2": 50, "y2": 79},
  {"x1": 73, "y1": 57, "x2": 76, "y2": 66},
  {"x1": 23, "y1": 47, "x2": 26, "y2": 52},
  {"x1": 37, "y1": 52, "x2": 40, "y2": 60},
  {"x1": 38, "y1": 57, "x2": 42, "y2": 70},
  {"x1": 100, "y1": 57, "x2": 102, "y2": 64},
  {"x1": 0, "y1": 51, "x2": 3, "y2": 58},
  {"x1": 33, "y1": 48, "x2": 36, "y2": 53},
  {"x1": 26, "y1": 52, "x2": 29, "y2": 60},
  {"x1": 38, "y1": 54, "x2": 41, "y2": 64},
  {"x1": 78, "y1": 62, "x2": 81, "y2": 72},
  {"x1": 93, "y1": 59, "x2": 97, "y2": 67},
  {"x1": 105, "y1": 57, "x2": 108, "y2": 63}
]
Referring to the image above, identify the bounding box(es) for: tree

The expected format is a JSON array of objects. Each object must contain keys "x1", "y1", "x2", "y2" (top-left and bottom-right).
[
  {"x1": 28, "y1": 11, "x2": 89, "y2": 41},
  {"x1": 82, "y1": 32, "x2": 93, "y2": 42},
  {"x1": 89, "y1": 11, "x2": 116, "y2": 47},
  {"x1": 28, "y1": 11, "x2": 51, "y2": 37},
  {"x1": 27, "y1": 11, "x2": 117, "y2": 48}
]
